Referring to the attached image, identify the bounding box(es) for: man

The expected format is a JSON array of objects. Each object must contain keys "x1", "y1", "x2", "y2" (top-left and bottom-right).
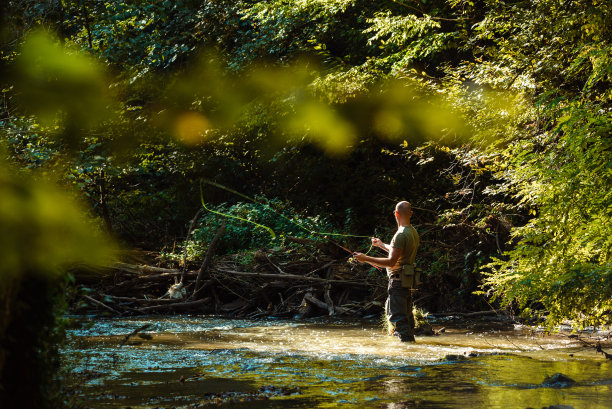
[{"x1": 353, "y1": 201, "x2": 420, "y2": 342}]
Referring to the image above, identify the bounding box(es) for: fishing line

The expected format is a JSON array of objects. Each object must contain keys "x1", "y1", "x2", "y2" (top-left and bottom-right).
[
  {"x1": 201, "y1": 179, "x2": 371, "y2": 239},
  {"x1": 200, "y1": 182, "x2": 276, "y2": 240},
  {"x1": 199, "y1": 179, "x2": 376, "y2": 255},
  {"x1": 202, "y1": 179, "x2": 315, "y2": 236}
]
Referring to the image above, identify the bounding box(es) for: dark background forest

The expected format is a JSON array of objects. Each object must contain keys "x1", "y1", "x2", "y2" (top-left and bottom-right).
[{"x1": 0, "y1": 0, "x2": 610, "y2": 407}]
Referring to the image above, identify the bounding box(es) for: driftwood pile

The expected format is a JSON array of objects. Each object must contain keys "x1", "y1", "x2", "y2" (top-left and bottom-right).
[{"x1": 76, "y1": 235, "x2": 389, "y2": 318}]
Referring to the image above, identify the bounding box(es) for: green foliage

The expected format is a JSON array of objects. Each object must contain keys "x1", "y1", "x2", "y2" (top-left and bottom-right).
[
  {"x1": 413, "y1": 306, "x2": 430, "y2": 328},
  {"x1": 2, "y1": 0, "x2": 611, "y2": 332},
  {"x1": 482, "y1": 99, "x2": 612, "y2": 329},
  {"x1": 0, "y1": 160, "x2": 113, "y2": 280},
  {"x1": 468, "y1": 0, "x2": 612, "y2": 329},
  {"x1": 166, "y1": 198, "x2": 337, "y2": 260},
  {"x1": 11, "y1": 30, "x2": 111, "y2": 133},
  {"x1": 364, "y1": 11, "x2": 454, "y2": 75},
  {"x1": 234, "y1": 0, "x2": 372, "y2": 70}
]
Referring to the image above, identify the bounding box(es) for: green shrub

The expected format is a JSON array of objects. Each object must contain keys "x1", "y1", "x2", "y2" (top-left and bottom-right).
[{"x1": 166, "y1": 198, "x2": 338, "y2": 260}]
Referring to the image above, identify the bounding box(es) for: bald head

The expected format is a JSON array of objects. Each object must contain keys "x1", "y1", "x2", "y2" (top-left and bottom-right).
[
  {"x1": 394, "y1": 201, "x2": 412, "y2": 225},
  {"x1": 395, "y1": 201, "x2": 411, "y2": 216}
]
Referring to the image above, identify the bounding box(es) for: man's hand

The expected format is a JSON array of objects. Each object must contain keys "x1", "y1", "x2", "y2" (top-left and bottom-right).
[
  {"x1": 371, "y1": 237, "x2": 383, "y2": 248},
  {"x1": 353, "y1": 252, "x2": 367, "y2": 263},
  {"x1": 353, "y1": 246, "x2": 401, "y2": 269}
]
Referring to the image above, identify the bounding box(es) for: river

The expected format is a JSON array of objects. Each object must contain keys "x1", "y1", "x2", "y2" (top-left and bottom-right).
[{"x1": 62, "y1": 316, "x2": 612, "y2": 408}]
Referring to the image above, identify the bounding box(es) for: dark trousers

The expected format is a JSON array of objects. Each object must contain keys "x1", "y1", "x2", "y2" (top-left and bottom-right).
[{"x1": 385, "y1": 279, "x2": 415, "y2": 337}]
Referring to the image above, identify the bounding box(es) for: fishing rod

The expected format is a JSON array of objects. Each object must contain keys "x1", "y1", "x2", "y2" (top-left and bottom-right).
[{"x1": 199, "y1": 179, "x2": 376, "y2": 257}]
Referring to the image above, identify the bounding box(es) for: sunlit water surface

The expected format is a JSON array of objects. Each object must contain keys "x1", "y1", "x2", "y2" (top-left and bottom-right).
[{"x1": 62, "y1": 316, "x2": 612, "y2": 408}]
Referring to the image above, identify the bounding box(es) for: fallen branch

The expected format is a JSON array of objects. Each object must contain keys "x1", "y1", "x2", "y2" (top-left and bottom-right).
[
  {"x1": 102, "y1": 295, "x2": 187, "y2": 304},
  {"x1": 180, "y1": 207, "x2": 204, "y2": 284},
  {"x1": 324, "y1": 267, "x2": 335, "y2": 316},
  {"x1": 137, "y1": 298, "x2": 212, "y2": 312},
  {"x1": 114, "y1": 263, "x2": 187, "y2": 275},
  {"x1": 85, "y1": 244, "x2": 381, "y2": 318},
  {"x1": 572, "y1": 336, "x2": 612, "y2": 360},
  {"x1": 83, "y1": 294, "x2": 121, "y2": 315},
  {"x1": 305, "y1": 260, "x2": 337, "y2": 277},
  {"x1": 119, "y1": 323, "x2": 152, "y2": 347},
  {"x1": 113, "y1": 272, "x2": 198, "y2": 288},
  {"x1": 596, "y1": 343, "x2": 612, "y2": 360},
  {"x1": 214, "y1": 268, "x2": 370, "y2": 286},
  {"x1": 265, "y1": 254, "x2": 287, "y2": 275},
  {"x1": 188, "y1": 279, "x2": 216, "y2": 300},
  {"x1": 433, "y1": 310, "x2": 504, "y2": 318},
  {"x1": 192, "y1": 222, "x2": 225, "y2": 298},
  {"x1": 304, "y1": 293, "x2": 349, "y2": 315}
]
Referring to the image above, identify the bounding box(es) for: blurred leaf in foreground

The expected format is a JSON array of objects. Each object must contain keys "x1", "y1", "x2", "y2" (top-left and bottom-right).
[
  {"x1": 9, "y1": 30, "x2": 111, "y2": 144},
  {"x1": 0, "y1": 157, "x2": 115, "y2": 281}
]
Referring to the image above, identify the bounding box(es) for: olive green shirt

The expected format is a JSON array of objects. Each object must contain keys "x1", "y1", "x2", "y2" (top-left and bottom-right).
[{"x1": 387, "y1": 225, "x2": 419, "y2": 275}]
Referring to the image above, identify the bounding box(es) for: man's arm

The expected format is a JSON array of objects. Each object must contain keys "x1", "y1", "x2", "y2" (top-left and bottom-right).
[
  {"x1": 353, "y1": 246, "x2": 402, "y2": 269},
  {"x1": 371, "y1": 237, "x2": 392, "y2": 253}
]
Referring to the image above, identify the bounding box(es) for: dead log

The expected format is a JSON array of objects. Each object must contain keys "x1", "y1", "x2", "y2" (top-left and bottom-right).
[
  {"x1": 102, "y1": 295, "x2": 190, "y2": 304},
  {"x1": 219, "y1": 298, "x2": 250, "y2": 312},
  {"x1": 296, "y1": 290, "x2": 315, "y2": 318},
  {"x1": 570, "y1": 336, "x2": 612, "y2": 360},
  {"x1": 324, "y1": 267, "x2": 335, "y2": 315},
  {"x1": 337, "y1": 289, "x2": 349, "y2": 306},
  {"x1": 114, "y1": 263, "x2": 189, "y2": 275},
  {"x1": 109, "y1": 273, "x2": 197, "y2": 294},
  {"x1": 214, "y1": 268, "x2": 369, "y2": 286},
  {"x1": 596, "y1": 343, "x2": 612, "y2": 360},
  {"x1": 82, "y1": 294, "x2": 121, "y2": 315},
  {"x1": 192, "y1": 222, "x2": 225, "y2": 298},
  {"x1": 136, "y1": 298, "x2": 212, "y2": 312},
  {"x1": 179, "y1": 207, "x2": 204, "y2": 284},
  {"x1": 119, "y1": 324, "x2": 152, "y2": 347},
  {"x1": 113, "y1": 271, "x2": 198, "y2": 285},
  {"x1": 264, "y1": 253, "x2": 288, "y2": 275},
  {"x1": 323, "y1": 290, "x2": 334, "y2": 315},
  {"x1": 187, "y1": 279, "x2": 216, "y2": 300},
  {"x1": 434, "y1": 310, "x2": 503, "y2": 317},
  {"x1": 455, "y1": 310, "x2": 503, "y2": 317},
  {"x1": 304, "y1": 293, "x2": 349, "y2": 315}
]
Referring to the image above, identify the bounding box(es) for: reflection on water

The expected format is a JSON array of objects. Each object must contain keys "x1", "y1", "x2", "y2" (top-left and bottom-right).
[{"x1": 62, "y1": 316, "x2": 612, "y2": 408}]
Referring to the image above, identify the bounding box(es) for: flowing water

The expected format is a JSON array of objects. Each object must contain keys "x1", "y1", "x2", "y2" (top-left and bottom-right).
[{"x1": 62, "y1": 316, "x2": 612, "y2": 408}]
